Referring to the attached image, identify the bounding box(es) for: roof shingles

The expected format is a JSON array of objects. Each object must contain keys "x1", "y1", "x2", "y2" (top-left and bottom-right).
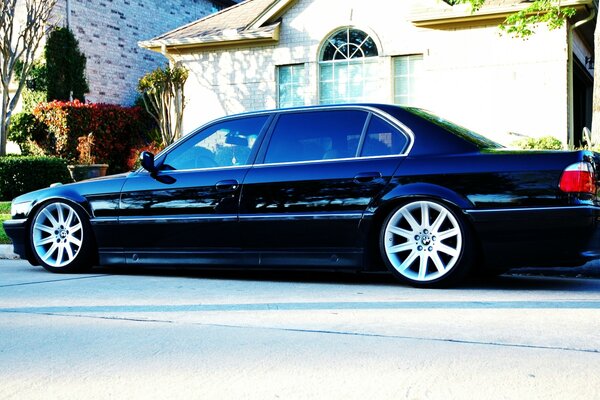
[{"x1": 144, "y1": 0, "x2": 280, "y2": 46}]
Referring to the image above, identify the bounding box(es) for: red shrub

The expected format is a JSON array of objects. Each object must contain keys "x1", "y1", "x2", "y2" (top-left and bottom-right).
[
  {"x1": 32, "y1": 100, "x2": 152, "y2": 173},
  {"x1": 127, "y1": 141, "x2": 166, "y2": 171}
]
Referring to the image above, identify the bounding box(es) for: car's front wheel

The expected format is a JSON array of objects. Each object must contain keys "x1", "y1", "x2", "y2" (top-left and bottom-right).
[
  {"x1": 30, "y1": 200, "x2": 94, "y2": 273},
  {"x1": 380, "y1": 200, "x2": 473, "y2": 287}
]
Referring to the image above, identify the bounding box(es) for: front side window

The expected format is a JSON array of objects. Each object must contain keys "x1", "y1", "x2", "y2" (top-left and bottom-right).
[
  {"x1": 162, "y1": 116, "x2": 268, "y2": 171},
  {"x1": 278, "y1": 64, "x2": 306, "y2": 108},
  {"x1": 264, "y1": 110, "x2": 368, "y2": 164},
  {"x1": 319, "y1": 28, "x2": 380, "y2": 104}
]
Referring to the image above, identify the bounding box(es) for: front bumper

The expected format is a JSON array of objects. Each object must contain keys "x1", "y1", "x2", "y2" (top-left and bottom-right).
[
  {"x1": 3, "y1": 219, "x2": 28, "y2": 259},
  {"x1": 467, "y1": 205, "x2": 600, "y2": 268}
]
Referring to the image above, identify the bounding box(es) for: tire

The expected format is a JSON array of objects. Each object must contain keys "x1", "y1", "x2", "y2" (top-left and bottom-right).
[
  {"x1": 29, "y1": 200, "x2": 94, "y2": 273},
  {"x1": 380, "y1": 199, "x2": 473, "y2": 288}
]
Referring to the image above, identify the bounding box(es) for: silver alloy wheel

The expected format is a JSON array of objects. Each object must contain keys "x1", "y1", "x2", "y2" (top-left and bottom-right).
[
  {"x1": 32, "y1": 202, "x2": 84, "y2": 268},
  {"x1": 383, "y1": 200, "x2": 463, "y2": 282}
]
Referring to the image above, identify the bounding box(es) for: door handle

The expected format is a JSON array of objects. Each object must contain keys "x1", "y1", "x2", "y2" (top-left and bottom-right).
[
  {"x1": 215, "y1": 179, "x2": 240, "y2": 191},
  {"x1": 354, "y1": 172, "x2": 382, "y2": 183}
]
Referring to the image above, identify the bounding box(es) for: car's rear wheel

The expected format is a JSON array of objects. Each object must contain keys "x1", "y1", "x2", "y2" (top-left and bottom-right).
[
  {"x1": 30, "y1": 200, "x2": 93, "y2": 273},
  {"x1": 380, "y1": 200, "x2": 472, "y2": 287}
]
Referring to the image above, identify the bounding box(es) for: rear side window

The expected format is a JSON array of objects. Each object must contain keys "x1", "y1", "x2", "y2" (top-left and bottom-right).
[
  {"x1": 264, "y1": 110, "x2": 368, "y2": 164},
  {"x1": 360, "y1": 116, "x2": 408, "y2": 157}
]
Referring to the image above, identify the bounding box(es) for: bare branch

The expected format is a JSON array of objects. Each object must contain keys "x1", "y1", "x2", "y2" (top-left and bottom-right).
[{"x1": 0, "y1": 0, "x2": 57, "y2": 155}]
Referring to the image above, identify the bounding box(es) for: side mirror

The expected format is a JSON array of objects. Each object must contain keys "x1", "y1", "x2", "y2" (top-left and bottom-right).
[{"x1": 140, "y1": 151, "x2": 157, "y2": 175}]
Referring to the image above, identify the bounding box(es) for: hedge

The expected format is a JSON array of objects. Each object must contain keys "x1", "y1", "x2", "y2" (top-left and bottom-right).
[
  {"x1": 511, "y1": 136, "x2": 564, "y2": 150},
  {"x1": 0, "y1": 156, "x2": 72, "y2": 200}
]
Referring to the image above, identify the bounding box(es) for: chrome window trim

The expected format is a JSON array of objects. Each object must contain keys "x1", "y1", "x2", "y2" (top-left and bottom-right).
[
  {"x1": 250, "y1": 153, "x2": 407, "y2": 169},
  {"x1": 145, "y1": 164, "x2": 250, "y2": 175},
  {"x1": 141, "y1": 105, "x2": 415, "y2": 174}
]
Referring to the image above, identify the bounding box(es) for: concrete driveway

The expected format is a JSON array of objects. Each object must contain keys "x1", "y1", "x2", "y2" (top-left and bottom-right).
[{"x1": 1, "y1": 259, "x2": 599, "y2": 399}]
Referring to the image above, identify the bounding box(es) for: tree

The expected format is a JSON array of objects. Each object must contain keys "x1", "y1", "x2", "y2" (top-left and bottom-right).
[
  {"x1": 451, "y1": 0, "x2": 598, "y2": 145},
  {"x1": 0, "y1": 0, "x2": 57, "y2": 156},
  {"x1": 138, "y1": 65, "x2": 189, "y2": 147},
  {"x1": 45, "y1": 27, "x2": 89, "y2": 102}
]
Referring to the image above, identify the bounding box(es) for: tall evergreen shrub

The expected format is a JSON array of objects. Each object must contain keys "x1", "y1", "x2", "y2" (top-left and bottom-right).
[{"x1": 45, "y1": 27, "x2": 89, "y2": 102}]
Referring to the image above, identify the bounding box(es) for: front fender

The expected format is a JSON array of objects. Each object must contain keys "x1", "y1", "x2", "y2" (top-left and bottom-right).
[{"x1": 28, "y1": 191, "x2": 93, "y2": 219}]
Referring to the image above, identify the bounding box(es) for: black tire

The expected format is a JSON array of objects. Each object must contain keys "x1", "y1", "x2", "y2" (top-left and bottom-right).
[
  {"x1": 29, "y1": 200, "x2": 94, "y2": 273},
  {"x1": 379, "y1": 199, "x2": 473, "y2": 288}
]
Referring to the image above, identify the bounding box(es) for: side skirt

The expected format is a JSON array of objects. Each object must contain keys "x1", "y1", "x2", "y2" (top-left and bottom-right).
[{"x1": 98, "y1": 249, "x2": 365, "y2": 270}]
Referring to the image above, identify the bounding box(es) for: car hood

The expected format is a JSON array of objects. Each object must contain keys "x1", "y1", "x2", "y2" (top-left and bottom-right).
[{"x1": 10, "y1": 171, "x2": 132, "y2": 207}]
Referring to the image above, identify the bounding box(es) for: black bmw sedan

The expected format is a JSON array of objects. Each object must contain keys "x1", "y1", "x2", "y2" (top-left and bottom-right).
[{"x1": 5, "y1": 104, "x2": 600, "y2": 287}]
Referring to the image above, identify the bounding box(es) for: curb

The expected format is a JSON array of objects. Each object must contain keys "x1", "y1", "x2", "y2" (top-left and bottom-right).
[{"x1": 0, "y1": 244, "x2": 19, "y2": 260}]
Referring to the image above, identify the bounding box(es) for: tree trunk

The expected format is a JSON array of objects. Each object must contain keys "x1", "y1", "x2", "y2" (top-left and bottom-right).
[
  {"x1": 0, "y1": 88, "x2": 9, "y2": 156},
  {"x1": 592, "y1": 17, "x2": 600, "y2": 144}
]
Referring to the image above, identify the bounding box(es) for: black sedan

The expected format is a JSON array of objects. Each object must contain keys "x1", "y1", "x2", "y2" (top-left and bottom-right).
[{"x1": 5, "y1": 104, "x2": 600, "y2": 287}]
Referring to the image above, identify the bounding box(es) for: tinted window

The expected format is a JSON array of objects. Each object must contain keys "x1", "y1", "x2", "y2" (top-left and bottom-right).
[
  {"x1": 162, "y1": 116, "x2": 268, "y2": 170},
  {"x1": 405, "y1": 107, "x2": 502, "y2": 149},
  {"x1": 360, "y1": 116, "x2": 408, "y2": 157},
  {"x1": 264, "y1": 110, "x2": 368, "y2": 164}
]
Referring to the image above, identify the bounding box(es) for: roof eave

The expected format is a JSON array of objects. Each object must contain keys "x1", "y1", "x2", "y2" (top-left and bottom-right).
[
  {"x1": 139, "y1": 23, "x2": 281, "y2": 52},
  {"x1": 248, "y1": 0, "x2": 297, "y2": 29},
  {"x1": 412, "y1": 0, "x2": 595, "y2": 27}
]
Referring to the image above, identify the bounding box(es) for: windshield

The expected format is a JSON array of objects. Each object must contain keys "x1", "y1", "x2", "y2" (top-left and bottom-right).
[{"x1": 404, "y1": 107, "x2": 503, "y2": 149}]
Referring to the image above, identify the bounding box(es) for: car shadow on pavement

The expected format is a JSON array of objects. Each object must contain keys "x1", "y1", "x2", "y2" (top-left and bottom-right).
[{"x1": 88, "y1": 264, "x2": 597, "y2": 291}]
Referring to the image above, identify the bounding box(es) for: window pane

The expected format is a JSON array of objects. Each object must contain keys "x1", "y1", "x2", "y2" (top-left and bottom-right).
[
  {"x1": 319, "y1": 59, "x2": 380, "y2": 104},
  {"x1": 163, "y1": 116, "x2": 268, "y2": 170},
  {"x1": 321, "y1": 28, "x2": 378, "y2": 61},
  {"x1": 264, "y1": 110, "x2": 368, "y2": 163},
  {"x1": 360, "y1": 116, "x2": 408, "y2": 157},
  {"x1": 278, "y1": 64, "x2": 306, "y2": 108},
  {"x1": 393, "y1": 55, "x2": 424, "y2": 106}
]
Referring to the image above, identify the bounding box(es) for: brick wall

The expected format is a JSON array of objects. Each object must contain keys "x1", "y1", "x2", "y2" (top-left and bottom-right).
[{"x1": 51, "y1": 0, "x2": 227, "y2": 105}]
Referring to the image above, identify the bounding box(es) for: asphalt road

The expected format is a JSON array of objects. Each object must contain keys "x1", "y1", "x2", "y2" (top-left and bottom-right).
[{"x1": 1, "y1": 259, "x2": 599, "y2": 400}]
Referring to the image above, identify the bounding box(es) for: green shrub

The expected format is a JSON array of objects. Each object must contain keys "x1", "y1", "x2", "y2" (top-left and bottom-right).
[
  {"x1": 8, "y1": 112, "x2": 47, "y2": 155},
  {"x1": 0, "y1": 156, "x2": 72, "y2": 200},
  {"x1": 511, "y1": 136, "x2": 564, "y2": 150}
]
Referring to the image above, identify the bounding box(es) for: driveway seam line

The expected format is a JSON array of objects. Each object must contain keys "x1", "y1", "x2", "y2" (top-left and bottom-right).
[
  {"x1": 1, "y1": 309, "x2": 597, "y2": 355},
  {"x1": 0, "y1": 274, "x2": 113, "y2": 288}
]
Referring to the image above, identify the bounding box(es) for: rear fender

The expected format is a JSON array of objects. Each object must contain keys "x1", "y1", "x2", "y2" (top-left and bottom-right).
[
  {"x1": 360, "y1": 183, "x2": 476, "y2": 271},
  {"x1": 370, "y1": 182, "x2": 474, "y2": 213}
]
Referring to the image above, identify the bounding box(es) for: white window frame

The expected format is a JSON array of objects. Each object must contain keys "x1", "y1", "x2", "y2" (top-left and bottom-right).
[
  {"x1": 277, "y1": 64, "x2": 307, "y2": 108},
  {"x1": 393, "y1": 54, "x2": 424, "y2": 106}
]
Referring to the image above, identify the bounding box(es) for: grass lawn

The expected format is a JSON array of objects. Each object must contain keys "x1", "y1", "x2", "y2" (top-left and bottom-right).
[{"x1": 0, "y1": 201, "x2": 11, "y2": 244}]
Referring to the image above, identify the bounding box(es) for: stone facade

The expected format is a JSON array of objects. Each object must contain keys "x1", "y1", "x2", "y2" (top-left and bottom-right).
[
  {"x1": 49, "y1": 0, "x2": 232, "y2": 105},
  {"x1": 157, "y1": 0, "x2": 594, "y2": 146}
]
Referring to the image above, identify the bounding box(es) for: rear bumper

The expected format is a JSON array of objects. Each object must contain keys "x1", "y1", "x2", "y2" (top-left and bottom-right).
[
  {"x1": 467, "y1": 205, "x2": 600, "y2": 269},
  {"x1": 3, "y1": 219, "x2": 28, "y2": 259}
]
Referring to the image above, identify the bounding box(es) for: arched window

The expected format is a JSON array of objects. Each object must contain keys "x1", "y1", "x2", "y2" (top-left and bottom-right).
[{"x1": 319, "y1": 28, "x2": 380, "y2": 104}]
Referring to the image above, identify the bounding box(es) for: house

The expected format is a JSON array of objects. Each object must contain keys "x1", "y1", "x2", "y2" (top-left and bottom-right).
[
  {"x1": 139, "y1": 0, "x2": 595, "y2": 147},
  {"x1": 36, "y1": 0, "x2": 236, "y2": 105}
]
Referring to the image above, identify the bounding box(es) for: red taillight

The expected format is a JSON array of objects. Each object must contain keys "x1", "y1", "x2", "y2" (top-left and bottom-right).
[{"x1": 559, "y1": 162, "x2": 596, "y2": 194}]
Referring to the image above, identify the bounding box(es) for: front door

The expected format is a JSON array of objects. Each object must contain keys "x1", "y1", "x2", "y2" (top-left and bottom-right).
[{"x1": 118, "y1": 115, "x2": 270, "y2": 264}]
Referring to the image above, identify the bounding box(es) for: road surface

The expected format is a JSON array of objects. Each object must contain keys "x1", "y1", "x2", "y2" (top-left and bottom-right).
[{"x1": 0, "y1": 259, "x2": 599, "y2": 399}]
